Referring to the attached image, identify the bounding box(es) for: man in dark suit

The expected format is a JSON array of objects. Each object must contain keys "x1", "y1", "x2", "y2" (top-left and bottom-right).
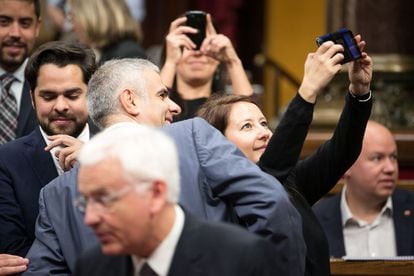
[
  {"x1": 313, "y1": 120, "x2": 414, "y2": 257},
  {"x1": 24, "y1": 58, "x2": 305, "y2": 276},
  {"x1": 0, "y1": 0, "x2": 41, "y2": 144},
  {"x1": 74, "y1": 123, "x2": 280, "y2": 276},
  {"x1": 0, "y1": 41, "x2": 97, "y2": 256}
]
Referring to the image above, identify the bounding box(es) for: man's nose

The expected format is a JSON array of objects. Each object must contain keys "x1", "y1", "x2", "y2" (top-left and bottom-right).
[
  {"x1": 168, "y1": 98, "x2": 182, "y2": 116},
  {"x1": 83, "y1": 202, "x2": 101, "y2": 227},
  {"x1": 54, "y1": 97, "x2": 70, "y2": 112},
  {"x1": 8, "y1": 22, "x2": 22, "y2": 38},
  {"x1": 383, "y1": 157, "x2": 397, "y2": 173}
]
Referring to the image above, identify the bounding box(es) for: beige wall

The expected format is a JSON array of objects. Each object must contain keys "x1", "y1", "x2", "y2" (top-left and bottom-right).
[{"x1": 264, "y1": 0, "x2": 325, "y2": 118}]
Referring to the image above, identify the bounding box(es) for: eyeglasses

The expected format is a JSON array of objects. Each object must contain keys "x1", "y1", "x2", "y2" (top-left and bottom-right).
[{"x1": 74, "y1": 185, "x2": 134, "y2": 213}]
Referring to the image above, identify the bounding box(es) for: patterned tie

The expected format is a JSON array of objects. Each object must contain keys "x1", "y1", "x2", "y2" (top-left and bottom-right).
[{"x1": 0, "y1": 73, "x2": 18, "y2": 144}]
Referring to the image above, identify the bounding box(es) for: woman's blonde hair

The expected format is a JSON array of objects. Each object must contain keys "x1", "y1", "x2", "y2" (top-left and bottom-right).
[{"x1": 70, "y1": 0, "x2": 142, "y2": 48}]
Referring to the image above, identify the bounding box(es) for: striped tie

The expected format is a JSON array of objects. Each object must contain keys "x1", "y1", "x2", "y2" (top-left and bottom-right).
[{"x1": 0, "y1": 73, "x2": 18, "y2": 144}]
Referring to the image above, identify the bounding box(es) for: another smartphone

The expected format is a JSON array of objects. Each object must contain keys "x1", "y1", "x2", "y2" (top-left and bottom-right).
[
  {"x1": 316, "y1": 28, "x2": 362, "y2": 64},
  {"x1": 185, "y1": 10, "x2": 206, "y2": 50}
]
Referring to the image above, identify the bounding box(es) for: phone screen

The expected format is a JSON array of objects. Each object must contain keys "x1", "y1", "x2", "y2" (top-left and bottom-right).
[{"x1": 316, "y1": 28, "x2": 361, "y2": 64}]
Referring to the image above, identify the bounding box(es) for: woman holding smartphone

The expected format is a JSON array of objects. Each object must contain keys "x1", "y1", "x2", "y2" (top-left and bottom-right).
[
  {"x1": 197, "y1": 37, "x2": 373, "y2": 276},
  {"x1": 160, "y1": 12, "x2": 253, "y2": 121}
]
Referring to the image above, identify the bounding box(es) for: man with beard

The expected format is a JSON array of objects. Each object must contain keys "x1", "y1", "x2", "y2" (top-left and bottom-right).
[
  {"x1": 0, "y1": 40, "x2": 97, "y2": 257},
  {"x1": 0, "y1": 0, "x2": 41, "y2": 144}
]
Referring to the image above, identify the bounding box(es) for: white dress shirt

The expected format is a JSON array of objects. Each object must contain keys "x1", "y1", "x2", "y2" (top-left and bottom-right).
[{"x1": 341, "y1": 186, "x2": 397, "y2": 257}]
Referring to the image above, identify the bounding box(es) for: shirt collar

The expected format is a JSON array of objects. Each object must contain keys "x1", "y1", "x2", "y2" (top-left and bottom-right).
[
  {"x1": 133, "y1": 205, "x2": 185, "y2": 276},
  {"x1": 340, "y1": 185, "x2": 393, "y2": 226},
  {"x1": 0, "y1": 59, "x2": 27, "y2": 83}
]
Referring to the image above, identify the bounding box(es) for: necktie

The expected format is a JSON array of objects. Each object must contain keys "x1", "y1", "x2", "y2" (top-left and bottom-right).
[
  {"x1": 0, "y1": 73, "x2": 18, "y2": 144},
  {"x1": 139, "y1": 262, "x2": 158, "y2": 276}
]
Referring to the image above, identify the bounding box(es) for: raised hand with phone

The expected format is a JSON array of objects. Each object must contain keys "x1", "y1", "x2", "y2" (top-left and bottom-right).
[{"x1": 160, "y1": 11, "x2": 253, "y2": 121}]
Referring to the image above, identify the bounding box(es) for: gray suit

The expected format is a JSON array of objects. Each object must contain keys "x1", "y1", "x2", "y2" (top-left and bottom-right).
[{"x1": 25, "y1": 118, "x2": 305, "y2": 275}]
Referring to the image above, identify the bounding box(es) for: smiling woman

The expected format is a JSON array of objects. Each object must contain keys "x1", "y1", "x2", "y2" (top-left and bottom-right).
[{"x1": 197, "y1": 94, "x2": 270, "y2": 163}]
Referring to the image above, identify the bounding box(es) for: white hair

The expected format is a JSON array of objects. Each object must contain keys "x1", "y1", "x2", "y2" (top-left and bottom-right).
[{"x1": 78, "y1": 123, "x2": 180, "y2": 203}]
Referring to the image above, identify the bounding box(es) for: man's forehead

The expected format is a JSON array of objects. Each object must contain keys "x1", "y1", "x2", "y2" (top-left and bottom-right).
[{"x1": 0, "y1": 0, "x2": 36, "y2": 13}]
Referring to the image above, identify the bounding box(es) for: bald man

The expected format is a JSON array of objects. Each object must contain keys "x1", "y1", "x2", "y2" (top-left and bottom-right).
[{"x1": 313, "y1": 120, "x2": 414, "y2": 258}]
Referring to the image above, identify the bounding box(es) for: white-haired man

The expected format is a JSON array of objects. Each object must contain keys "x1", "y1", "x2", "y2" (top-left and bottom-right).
[{"x1": 74, "y1": 123, "x2": 280, "y2": 275}]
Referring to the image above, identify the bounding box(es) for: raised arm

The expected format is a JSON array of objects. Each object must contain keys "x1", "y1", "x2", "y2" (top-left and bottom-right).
[
  {"x1": 160, "y1": 17, "x2": 197, "y2": 88},
  {"x1": 201, "y1": 14, "x2": 253, "y2": 96},
  {"x1": 258, "y1": 41, "x2": 345, "y2": 182},
  {"x1": 292, "y1": 35, "x2": 373, "y2": 205}
]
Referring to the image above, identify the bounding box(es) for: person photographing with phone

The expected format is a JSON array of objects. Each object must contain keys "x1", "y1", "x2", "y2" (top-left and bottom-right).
[{"x1": 160, "y1": 11, "x2": 253, "y2": 121}]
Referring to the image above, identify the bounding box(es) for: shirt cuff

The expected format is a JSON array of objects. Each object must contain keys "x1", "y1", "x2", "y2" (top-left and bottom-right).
[{"x1": 349, "y1": 90, "x2": 372, "y2": 102}]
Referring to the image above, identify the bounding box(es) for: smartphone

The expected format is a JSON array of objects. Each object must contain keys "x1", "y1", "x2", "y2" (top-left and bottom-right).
[
  {"x1": 185, "y1": 10, "x2": 206, "y2": 50},
  {"x1": 316, "y1": 28, "x2": 362, "y2": 64}
]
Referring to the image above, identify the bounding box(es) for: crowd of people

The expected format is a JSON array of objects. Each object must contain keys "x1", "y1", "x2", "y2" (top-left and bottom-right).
[{"x1": 1, "y1": 0, "x2": 413, "y2": 276}]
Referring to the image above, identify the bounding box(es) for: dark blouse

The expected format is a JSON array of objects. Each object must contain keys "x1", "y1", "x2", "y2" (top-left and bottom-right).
[{"x1": 258, "y1": 92, "x2": 372, "y2": 276}]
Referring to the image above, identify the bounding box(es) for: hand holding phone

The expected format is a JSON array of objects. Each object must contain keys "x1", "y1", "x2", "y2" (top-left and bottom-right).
[
  {"x1": 185, "y1": 10, "x2": 206, "y2": 50},
  {"x1": 316, "y1": 28, "x2": 362, "y2": 64}
]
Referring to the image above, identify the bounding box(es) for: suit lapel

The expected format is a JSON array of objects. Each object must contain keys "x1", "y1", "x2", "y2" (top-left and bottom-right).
[
  {"x1": 168, "y1": 213, "x2": 203, "y2": 276},
  {"x1": 16, "y1": 81, "x2": 36, "y2": 137},
  {"x1": 23, "y1": 128, "x2": 58, "y2": 186},
  {"x1": 393, "y1": 189, "x2": 414, "y2": 255},
  {"x1": 321, "y1": 193, "x2": 347, "y2": 257}
]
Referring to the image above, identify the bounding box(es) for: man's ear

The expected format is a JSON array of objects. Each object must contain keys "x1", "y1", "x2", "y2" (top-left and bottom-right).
[
  {"x1": 119, "y1": 89, "x2": 139, "y2": 116},
  {"x1": 149, "y1": 180, "x2": 167, "y2": 215},
  {"x1": 30, "y1": 91, "x2": 35, "y2": 109}
]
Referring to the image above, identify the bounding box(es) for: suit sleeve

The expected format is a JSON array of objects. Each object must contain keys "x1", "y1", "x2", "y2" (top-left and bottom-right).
[
  {"x1": 0, "y1": 154, "x2": 31, "y2": 256},
  {"x1": 258, "y1": 93, "x2": 314, "y2": 183},
  {"x1": 295, "y1": 92, "x2": 372, "y2": 205},
  {"x1": 191, "y1": 117, "x2": 306, "y2": 276},
  {"x1": 23, "y1": 187, "x2": 71, "y2": 276}
]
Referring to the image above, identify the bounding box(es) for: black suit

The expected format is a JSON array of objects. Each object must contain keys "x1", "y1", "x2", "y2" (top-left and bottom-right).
[
  {"x1": 75, "y1": 212, "x2": 280, "y2": 276},
  {"x1": 16, "y1": 81, "x2": 37, "y2": 138},
  {"x1": 0, "y1": 122, "x2": 97, "y2": 256}
]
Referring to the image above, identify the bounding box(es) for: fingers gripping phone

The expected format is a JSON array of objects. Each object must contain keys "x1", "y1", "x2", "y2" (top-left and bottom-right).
[
  {"x1": 185, "y1": 10, "x2": 206, "y2": 50},
  {"x1": 316, "y1": 28, "x2": 362, "y2": 64}
]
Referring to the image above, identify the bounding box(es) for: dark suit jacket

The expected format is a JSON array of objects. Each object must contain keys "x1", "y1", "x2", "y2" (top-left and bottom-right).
[
  {"x1": 0, "y1": 122, "x2": 98, "y2": 256},
  {"x1": 74, "y1": 212, "x2": 281, "y2": 276},
  {"x1": 16, "y1": 81, "x2": 37, "y2": 138},
  {"x1": 0, "y1": 127, "x2": 58, "y2": 256},
  {"x1": 313, "y1": 188, "x2": 414, "y2": 257}
]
